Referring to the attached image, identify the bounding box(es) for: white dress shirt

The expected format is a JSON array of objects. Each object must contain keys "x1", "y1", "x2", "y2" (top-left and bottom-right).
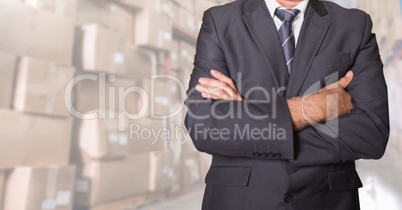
[{"x1": 264, "y1": 0, "x2": 310, "y2": 46}]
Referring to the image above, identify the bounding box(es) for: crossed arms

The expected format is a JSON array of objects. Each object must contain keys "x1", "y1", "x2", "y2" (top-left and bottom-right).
[{"x1": 184, "y1": 11, "x2": 389, "y2": 166}]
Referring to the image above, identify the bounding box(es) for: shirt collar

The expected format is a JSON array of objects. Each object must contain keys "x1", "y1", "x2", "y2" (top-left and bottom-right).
[{"x1": 265, "y1": 0, "x2": 310, "y2": 18}]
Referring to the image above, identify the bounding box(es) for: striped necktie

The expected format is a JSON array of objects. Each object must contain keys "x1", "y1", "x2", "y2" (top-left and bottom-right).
[{"x1": 275, "y1": 8, "x2": 300, "y2": 74}]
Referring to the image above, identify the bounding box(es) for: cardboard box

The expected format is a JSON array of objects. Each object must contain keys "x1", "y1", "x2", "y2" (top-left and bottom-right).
[
  {"x1": 194, "y1": 0, "x2": 216, "y2": 22},
  {"x1": 149, "y1": 150, "x2": 176, "y2": 191},
  {"x1": 128, "y1": 118, "x2": 167, "y2": 154},
  {"x1": 0, "y1": 170, "x2": 5, "y2": 210},
  {"x1": 172, "y1": 4, "x2": 198, "y2": 36},
  {"x1": 181, "y1": 157, "x2": 201, "y2": 188},
  {"x1": 4, "y1": 165, "x2": 76, "y2": 210},
  {"x1": 166, "y1": 70, "x2": 185, "y2": 104},
  {"x1": 114, "y1": 0, "x2": 161, "y2": 11},
  {"x1": 74, "y1": 27, "x2": 154, "y2": 78},
  {"x1": 159, "y1": 40, "x2": 179, "y2": 70},
  {"x1": 0, "y1": 110, "x2": 71, "y2": 170},
  {"x1": 117, "y1": 0, "x2": 174, "y2": 19},
  {"x1": 76, "y1": 0, "x2": 133, "y2": 41},
  {"x1": 178, "y1": 41, "x2": 196, "y2": 72},
  {"x1": 0, "y1": 1, "x2": 74, "y2": 65},
  {"x1": 78, "y1": 117, "x2": 129, "y2": 161},
  {"x1": 172, "y1": 0, "x2": 195, "y2": 13},
  {"x1": 171, "y1": 41, "x2": 180, "y2": 70},
  {"x1": 0, "y1": 52, "x2": 17, "y2": 109},
  {"x1": 72, "y1": 76, "x2": 139, "y2": 115},
  {"x1": 74, "y1": 154, "x2": 149, "y2": 207},
  {"x1": 74, "y1": 24, "x2": 126, "y2": 75},
  {"x1": 22, "y1": 0, "x2": 77, "y2": 18},
  {"x1": 168, "y1": 106, "x2": 197, "y2": 160},
  {"x1": 13, "y1": 57, "x2": 75, "y2": 117},
  {"x1": 161, "y1": 0, "x2": 176, "y2": 19},
  {"x1": 180, "y1": 136, "x2": 199, "y2": 159},
  {"x1": 178, "y1": 68, "x2": 192, "y2": 91},
  {"x1": 391, "y1": 15, "x2": 402, "y2": 45},
  {"x1": 134, "y1": 9, "x2": 173, "y2": 51},
  {"x1": 140, "y1": 78, "x2": 173, "y2": 117},
  {"x1": 194, "y1": 0, "x2": 216, "y2": 29},
  {"x1": 124, "y1": 44, "x2": 155, "y2": 80}
]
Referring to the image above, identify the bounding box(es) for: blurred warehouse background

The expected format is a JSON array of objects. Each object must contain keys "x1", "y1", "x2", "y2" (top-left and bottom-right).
[{"x1": 0, "y1": 0, "x2": 401, "y2": 209}]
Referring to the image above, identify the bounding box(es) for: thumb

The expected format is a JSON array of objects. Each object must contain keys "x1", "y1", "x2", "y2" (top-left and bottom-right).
[{"x1": 338, "y1": 71, "x2": 354, "y2": 89}]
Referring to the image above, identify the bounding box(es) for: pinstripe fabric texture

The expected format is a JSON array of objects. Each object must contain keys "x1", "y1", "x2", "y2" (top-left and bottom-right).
[{"x1": 275, "y1": 9, "x2": 300, "y2": 73}]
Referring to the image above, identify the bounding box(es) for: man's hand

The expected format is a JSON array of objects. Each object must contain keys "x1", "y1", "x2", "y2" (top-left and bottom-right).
[
  {"x1": 288, "y1": 71, "x2": 354, "y2": 131},
  {"x1": 196, "y1": 70, "x2": 243, "y2": 101},
  {"x1": 196, "y1": 69, "x2": 353, "y2": 132}
]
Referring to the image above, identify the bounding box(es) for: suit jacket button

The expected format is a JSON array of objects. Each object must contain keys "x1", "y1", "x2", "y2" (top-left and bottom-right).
[
  {"x1": 273, "y1": 153, "x2": 282, "y2": 159},
  {"x1": 285, "y1": 195, "x2": 293, "y2": 203},
  {"x1": 266, "y1": 152, "x2": 274, "y2": 159},
  {"x1": 253, "y1": 152, "x2": 262, "y2": 157}
]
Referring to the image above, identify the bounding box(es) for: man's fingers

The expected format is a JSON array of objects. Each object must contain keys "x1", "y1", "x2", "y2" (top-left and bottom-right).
[
  {"x1": 210, "y1": 70, "x2": 237, "y2": 90},
  {"x1": 338, "y1": 71, "x2": 354, "y2": 89},
  {"x1": 199, "y1": 77, "x2": 227, "y2": 88},
  {"x1": 196, "y1": 84, "x2": 231, "y2": 99},
  {"x1": 197, "y1": 72, "x2": 242, "y2": 101},
  {"x1": 196, "y1": 84, "x2": 242, "y2": 100}
]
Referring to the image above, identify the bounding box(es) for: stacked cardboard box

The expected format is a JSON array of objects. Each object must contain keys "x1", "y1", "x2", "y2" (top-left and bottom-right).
[
  {"x1": 0, "y1": 110, "x2": 72, "y2": 169},
  {"x1": 21, "y1": 0, "x2": 77, "y2": 18},
  {"x1": 0, "y1": 52, "x2": 17, "y2": 109},
  {"x1": 356, "y1": 0, "x2": 402, "y2": 59},
  {"x1": 195, "y1": 0, "x2": 217, "y2": 25},
  {"x1": 0, "y1": 1, "x2": 77, "y2": 209},
  {"x1": 124, "y1": 45, "x2": 156, "y2": 79},
  {"x1": 76, "y1": 0, "x2": 134, "y2": 42},
  {"x1": 171, "y1": 2, "x2": 197, "y2": 36},
  {"x1": 128, "y1": 117, "x2": 167, "y2": 154},
  {"x1": 139, "y1": 78, "x2": 173, "y2": 117},
  {"x1": 114, "y1": 0, "x2": 162, "y2": 11},
  {"x1": 172, "y1": 0, "x2": 195, "y2": 13},
  {"x1": 134, "y1": 9, "x2": 173, "y2": 51},
  {"x1": 73, "y1": 115, "x2": 169, "y2": 207},
  {"x1": 0, "y1": 1, "x2": 75, "y2": 65},
  {"x1": 161, "y1": 40, "x2": 180, "y2": 70},
  {"x1": 0, "y1": 171, "x2": 4, "y2": 210},
  {"x1": 78, "y1": 117, "x2": 130, "y2": 161},
  {"x1": 72, "y1": 74, "x2": 139, "y2": 115},
  {"x1": 149, "y1": 150, "x2": 177, "y2": 192},
  {"x1": 74, "y1": 24, "x2": 127, "y2": 76},
  {"x1": 13, "y1": 57, "x2": 75, "y2": 117},
  {"x1": 174, "y1": 40, "x2": 196, "y2": 93},
  {"x1": 3, "y1": 165, "x2": 76, "y2": 210},
  {"x1": 71, "y1": 0, "x2": 183, "y2": 208},
  {"x1": 74, "y1": 153, "x2": 149, "y2": 207},
  {"x1": 181, "y1": 157, "x2": 202, "y2": 187},
  {"x1": 0, "y1": 0, "x2": 238, "y2": 209},
  {"x1": 179, "y1": 41, "x2": 196, "y2": 73}
]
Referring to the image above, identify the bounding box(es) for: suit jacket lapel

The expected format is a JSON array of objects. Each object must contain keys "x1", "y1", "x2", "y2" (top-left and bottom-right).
[
  {"x1": 242, "y1": 0, "x2": 289, "y2": 95},
  {"x1": 286, "y1": 0, "x2": 331, "y2": 98}
]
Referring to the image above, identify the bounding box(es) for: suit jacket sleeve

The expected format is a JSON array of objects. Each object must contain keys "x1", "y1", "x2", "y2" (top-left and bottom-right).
[
  {"x1": 184, "y1": 10, "x2": 295, "y2": 159},
  {"x1": 291, "y1": 14, "x2": 390, "y2": 166}
]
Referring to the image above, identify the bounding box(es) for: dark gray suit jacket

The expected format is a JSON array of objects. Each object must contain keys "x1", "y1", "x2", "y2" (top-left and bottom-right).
[{"x1": 184, "y1": 0, "x2": 389, "y2": 209}]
